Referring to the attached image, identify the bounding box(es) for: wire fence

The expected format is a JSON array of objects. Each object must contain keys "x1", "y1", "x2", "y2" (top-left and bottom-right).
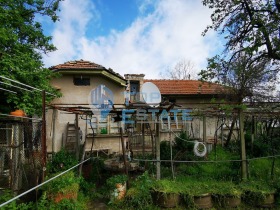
[
  {"x1": 0, "y1": 118, "x2": 42, "y2": 193},
  {"x1": 0, "y1": 157, "x2": 91, "y2": 208}
]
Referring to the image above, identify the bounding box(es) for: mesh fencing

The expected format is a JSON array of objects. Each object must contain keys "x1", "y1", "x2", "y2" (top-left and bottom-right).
[{"x1": 0, "y1": 119, "x2": 42, "y2": 193}]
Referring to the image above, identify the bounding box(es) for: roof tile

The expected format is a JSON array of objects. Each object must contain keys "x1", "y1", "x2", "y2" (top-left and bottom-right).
[
  {"x1": 49, "y1": 59, "x2": 124, "y2": 79},
  {"x1": 143, "y1": 79, "x2": 224, "y2": 95}
]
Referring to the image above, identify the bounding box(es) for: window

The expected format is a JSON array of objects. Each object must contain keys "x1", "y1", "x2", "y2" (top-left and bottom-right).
[
  {"x1": 73, "y1": 77, "x2": 90, "y2": 86},
  {"x1": 130, "y1": 81, "x2": 140, "y2": 101},
  {"x1": 86, "y1": 115, "x2": 120, "y2": 135},
  {"x1": 169, "y1": 98, "x2": 176, "y2": 103}
]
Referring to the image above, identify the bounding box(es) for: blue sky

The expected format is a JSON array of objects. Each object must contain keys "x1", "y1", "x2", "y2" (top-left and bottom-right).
[{"x1": 42, "y1": 0, "x2": 223, "y2": 79}]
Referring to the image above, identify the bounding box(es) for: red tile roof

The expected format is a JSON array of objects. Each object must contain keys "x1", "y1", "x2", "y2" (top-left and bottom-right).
[
  {"x1": 49, "y1": 59, "x2": 124, "y2": 79},
  {"x1": 144, "y1": 79, "x2": 224, "y2": 95}
]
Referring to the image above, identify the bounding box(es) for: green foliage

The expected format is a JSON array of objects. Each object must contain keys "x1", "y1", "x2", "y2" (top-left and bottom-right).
[
  {"x1": 173, "y1": 131, "x2": 199, "y2": 161},
  {"x1": 35, "y1": 191, "x2": 88, "y2": 210},
  {"x1": 48, "y1": 148, "x2": 78, "y2": 173},
  {"x1": 88, "y1": 158, "x2": 106, "y2": 185},
  {"x1": 203, "y1": 0, "x2": 280, "y2": 63},
  {"x1": 43, "y1": 171, "x2": 81, "y2": 194},
  {"x1": 79, "y1": 176, "x2": 96, "y2": 198},
  {"x1": 249, "y1": 158, "x2": 272, "y2": 181},
  {"x1": 0, "y1": 0, "x2": 62, "y2": 115},
  {"x1": 211, "y1": 181, "x2": 242, "y2": 198},
  {"x1": 106, "y1": 174, "x2": 127, "y2": 191},
  {"x1": 0, "y1": 190, "x2": 34, "y2": 210},
  {"x1": 123, "y1": 172, "x2": 154, "y2": 209},
  {"x1": 151, "y1": 179, "x2": 181, "y2": 194},
  {"x1": 174, "y1": 131, "x2": 192, "y2": 151},
  {"x1": 175, "y1": 145, "x2": 240, "y2": 181},
  {"x1": 176, "y1": 178, "x2": 212, "y2": 196},
  {"x1": 203, "y1": 146, "x2": 240, "y2": 180},
  {"x1": 160, "y1": 141, "x2": 172, "y2": 160},
  {"x1": 201, "y1": 0, "x2": 280, "y2": 102},
  {"x1": 239, "y1": 180, "x2": 276, "y2": 206},
  {"x1": 249, "y1": 134, "x2": 280, "y2": 157},
  {"x1": 0, "y1": 190, "x2": 17, "y2": 210},
  {"x1": 134, "y1": 153, "x2": 155, "y2": 173},
  {"x1": 199, "y1": 53, "x2": 276, "y2": 103}
]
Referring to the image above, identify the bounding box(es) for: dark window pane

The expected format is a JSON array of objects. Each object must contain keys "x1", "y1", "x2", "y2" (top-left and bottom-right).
[{"x1": 73, "y1": 77, "x2": 90, "y2": 86}]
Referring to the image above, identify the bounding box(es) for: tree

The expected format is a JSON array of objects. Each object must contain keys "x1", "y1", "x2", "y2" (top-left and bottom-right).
[
  {"x1": 200, "y1": 53, "x2": 278, "y2": 102},
  {"x1": 200, "y1": 52, "x2": 277, "y2": 149},
  {"x1": 200, "y1": 51, "x2": 279, "y2": 180},
  {"x1": 159, "y1": 59, "x2": 197, "y2": 80},
  {"x1": 0, "y1": 0, "x2": 62, "y2": 115},
  {"x1": 202, "y1": 0, "x2": 280, "y2": 62}
]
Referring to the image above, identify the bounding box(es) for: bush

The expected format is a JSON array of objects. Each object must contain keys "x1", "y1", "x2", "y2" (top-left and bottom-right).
[
  {"x1": 106, "y1": 174, "x2": 127, "y2": 192},
  {"x1": 0, "y1": 190, "x2": 18, "y2": 210},
  {"x1": 175, "y1": 145, "x2": 240, "y2": 181},
  {"x1": 123, "y1": 172, "x2": 154, "y2": 209},
  {"x1": 42, "y1": 171, "x2": 81, "y2": 201},
  {"x1": 35, "y1": 191, "x2": 88, "y2": 210},
  {"x1": 200, "y1": 146, "x2": 240, "y2": 181},
  {"x1": 48, "y1": 149, "x2": 78, "y2": 173}
]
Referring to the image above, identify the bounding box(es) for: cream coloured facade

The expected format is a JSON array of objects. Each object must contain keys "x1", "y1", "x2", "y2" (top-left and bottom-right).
[
  {"x1": 46, "y1": 60, "x2": 127, "y2": 155},
  {"x1": 46, "y1": 60, "x2": 232, "y2": 156}
]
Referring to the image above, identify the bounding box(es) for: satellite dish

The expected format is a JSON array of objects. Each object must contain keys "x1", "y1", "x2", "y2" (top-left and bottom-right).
[{"x1": 141, "y1": 82, "x2": 161, "y2": 107}]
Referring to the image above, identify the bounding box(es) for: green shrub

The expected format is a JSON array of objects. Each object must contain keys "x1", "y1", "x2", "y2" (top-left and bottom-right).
[
  {"x1": 249, "y1": 158, "x2": 272, "y2": 180},
  {"x1": 173, "y1": 131, "x2": 196, "y2": 161},
  {"x1": 106, "y1": 174, "x2": 127, "y2": 191},
  {"x1": 160, "y1": 141, "x2": 173, "y2": 161},
  {"x1": 239, "y1": 180, "x2": 276, "y2": 206},
  {"x1": 200, "y1": 146, "x2": 240, "y2": 180},
  {"x1": 87, "y1": 158, "x2": 106, "y2": 185},
  {"x1": 79, "y1": 177, "x2": 96, "y2": 198},
  {"x1": 48, "y1": 149, "x2": 78, "y2": 173},
  {"x1": 123, "y1": 172, "x2": 154, "y2": 209},
  {"x1": 42, "y1": 171, "x2": 81, "y2": 196},
  {"x1": 0, "y1": 190, "x2": 18, "y2": 210},
  {"x1": 35, "y1": 191, "x2": 88, "y2": 210}
]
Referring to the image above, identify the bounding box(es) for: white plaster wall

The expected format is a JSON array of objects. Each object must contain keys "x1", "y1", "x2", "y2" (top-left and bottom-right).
[
  {"x1": 46, "y1": 74, "x2": 126, "y2": 153},
  {"x1": 51, "y1": 75, "x2": 125, "y2": 104}
]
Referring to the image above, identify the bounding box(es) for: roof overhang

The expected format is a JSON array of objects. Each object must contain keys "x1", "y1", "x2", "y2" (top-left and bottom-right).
[{"x1": 53, "y1": 69, "x2": 127, "y2": 86}]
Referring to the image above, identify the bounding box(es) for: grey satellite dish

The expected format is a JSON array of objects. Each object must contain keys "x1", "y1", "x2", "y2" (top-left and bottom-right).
[{"x1": 141, "y1": 82, "x2": 161, "y2": 107}]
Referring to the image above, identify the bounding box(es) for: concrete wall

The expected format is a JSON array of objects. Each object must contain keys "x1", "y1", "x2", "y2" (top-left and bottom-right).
[
  {"x1": 51, "y1": 74, "x2": 125, "y2": 104},
  {"x1": 46, "y1": 73, "x2": 235, "y2": 154},
  {"x1": 46, "y1": 73, "x2": 126, "y2": 153}
]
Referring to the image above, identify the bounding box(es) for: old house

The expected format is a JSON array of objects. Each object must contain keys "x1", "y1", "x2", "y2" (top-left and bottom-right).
[
  {"x1": 46, "y1": 60, "x2": 228, "y2": 157},
  {"x1": 46, "y1": 60, "x2": 127, "y2": 156}
]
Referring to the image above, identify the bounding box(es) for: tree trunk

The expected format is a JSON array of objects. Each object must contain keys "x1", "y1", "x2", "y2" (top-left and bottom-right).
[
  {"x1": 224, "y1": 115, "x2": 237, "y2": 147},
  {"x1": 239, "y1": 109, "x2": 248, "y2": 180}
]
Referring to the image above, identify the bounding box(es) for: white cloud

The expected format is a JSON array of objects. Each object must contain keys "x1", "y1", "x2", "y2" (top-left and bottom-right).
[{"x1": 43, "y1": 0, "x2": 222, "y2": 78}]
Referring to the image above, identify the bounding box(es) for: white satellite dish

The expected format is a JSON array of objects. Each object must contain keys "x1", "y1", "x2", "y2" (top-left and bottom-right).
[{"x1": 141, "y1": 82, "x2": 161, "y2": 107}]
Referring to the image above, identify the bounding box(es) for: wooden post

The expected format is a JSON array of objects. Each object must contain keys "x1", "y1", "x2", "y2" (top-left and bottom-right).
[
  {"x1": 142, "y1": 122, "x2": 145, "y2": 156},
  {"x1": 251, "y1": 115, "x2": 255, "y2": 153},
  {"x1": 148, "y1": 123, "x2": 155, "y2": 158},
  {"x1": 51, "y1": 109, "x2": 57, "y2": 155},
  {"x1": 156, "y1": 116, "x2": 161, "y2": 180},
  {"x1": 203, "y1": 115, "x2": 206, "y2": 143},
  {"x1": 120, "y1": 127, "x2": 129, "y2": 178},
  {"x1": 42, "y1": 90, "x2": 46, "y2": 181},
  {"x1": 239, "y1": 109, "x2": 247, "y2": 180},
  {"x1": 79, "y1": 115, "x2": 87, "y2": 176},
  {"x1": 75, "y1": 113, "x2": 79, "y2": 160},
  {"x1": 221, "y1": 122, "x2": 224, "y2": 147}
]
